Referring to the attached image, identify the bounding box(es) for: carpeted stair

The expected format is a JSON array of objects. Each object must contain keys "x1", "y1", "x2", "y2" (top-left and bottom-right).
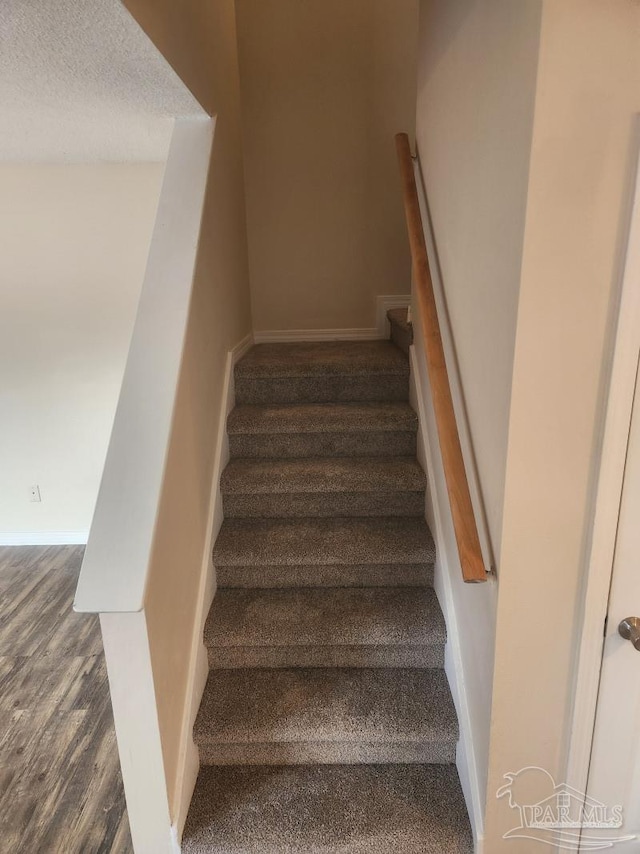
[
  {"x1": 183, "y1": 319, "x2": 473, "y2": 853},
  {"x1": 387, "y1": 306, "x2": 414, "y2": 356}
]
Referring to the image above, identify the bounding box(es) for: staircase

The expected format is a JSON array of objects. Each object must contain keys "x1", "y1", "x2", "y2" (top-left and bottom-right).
[{"x1": 183, "y1": 311, "x2": 473, "y2": 853}]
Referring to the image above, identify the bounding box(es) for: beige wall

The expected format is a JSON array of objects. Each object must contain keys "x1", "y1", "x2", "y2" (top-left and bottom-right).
[
  {"x1": 236, "y1": 0, "x2": 418, "y2": 332},
  {"x1": 485, "y1": 1, "x2": 640, "y2": 848},
  {"x1": 122, "y1": 0, "x2": 253, "y2": 822},
  {"x1": 0, "y1": 163, "x2": 163, "y2": 538},
  {"x1": 415, "y1": 0, "x2": 542, "y2": 557}
]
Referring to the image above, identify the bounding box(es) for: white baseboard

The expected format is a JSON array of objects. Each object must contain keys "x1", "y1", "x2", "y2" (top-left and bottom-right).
[
  {"x1": 409, "y1": 345, "x2": 486, "y2": 850},
  {"x1": 376, "y1": 294, "x2": 411, "y2": 338},
  {"x1": 0, "y1": 531, "x2": 89, "y2": 546},
  {"x1": 170, "y1": 826, "x2": 181, "y2": 854},
  {"x1": 173, "y1": 331, "x2": 251, "y2": 839},
  {"x1": 232, "y1": 332, "x2": 254, "y2": 362},
  {"x1": 251, "y1": 295, "x2": 411, "y2": 344},
  {"x1": 253, "y1": 327, "x2": 381, "y2": 343}
]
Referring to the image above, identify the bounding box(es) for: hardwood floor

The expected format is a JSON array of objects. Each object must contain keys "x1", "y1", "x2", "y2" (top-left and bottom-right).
[{"x1": 0, "y1": 546, "x2": 132, "y2": 853}]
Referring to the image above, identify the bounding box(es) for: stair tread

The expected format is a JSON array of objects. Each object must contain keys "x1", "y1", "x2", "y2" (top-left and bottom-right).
[
  {"x1": 213, "y1": 517, "x2": 436, "y2": 567},
  {"x1": 194, "y1": 667, "x2": 457, "y2": 746},
  {"x1": 221, "y1": 456, "x2": 426, "y2": 495},
  {"x1": 228, "y1": 401, "x2": 418, "y2": 435},
  {"x1": 205, "y1": 587, "x2": 445, "y2": 649},
  {"x1": 183, "y1": 763, "x2": 473, "y2": 853},
  {"x1": 236, "y1": 341, "x2": 408, "y2": 379}
]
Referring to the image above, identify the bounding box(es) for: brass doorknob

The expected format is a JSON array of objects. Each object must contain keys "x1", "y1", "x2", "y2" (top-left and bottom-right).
[{"x1": 618, "y1": 617, "x2": 640, "y2": 651}]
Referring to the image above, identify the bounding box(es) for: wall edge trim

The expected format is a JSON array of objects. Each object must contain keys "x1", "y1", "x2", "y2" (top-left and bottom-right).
[
  {"x1": 172, "y1": 331, "x2": 253, "y2": 837},
  {"x1": 409, "y1": 345, "x2": 487, "y2": 846},
  {"x1": 0, "y1": 531, "x2": 89, "y2": 545}
]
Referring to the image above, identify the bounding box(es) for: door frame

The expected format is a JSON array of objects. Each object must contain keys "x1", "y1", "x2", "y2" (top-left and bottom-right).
[{"x1": 566, "y1": 135, "x2": 640, "y2": 804}]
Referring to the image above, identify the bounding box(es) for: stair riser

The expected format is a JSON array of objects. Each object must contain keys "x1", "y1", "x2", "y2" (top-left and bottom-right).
[
  {"x1": 197, "y1": 741, "x2": 457, "y2": 766},
  {"x1": 390, "y1": 324, "x2": 412, "y2": 357},
  {"x1": 215, "y1": 563, "x2": 434, "y2": 589},
  {"x1": 235, "y1": 375, "x2": 409, "y2": 405},
  {"x1": 222, "y1": 492, "x2": 425, "y2": 519},
  {"x1": 229, "y1": 431, "x2": 417, "y2": 459},
  {"x1": 207, "y1": 645, "x2": 444, "y2": 669}
]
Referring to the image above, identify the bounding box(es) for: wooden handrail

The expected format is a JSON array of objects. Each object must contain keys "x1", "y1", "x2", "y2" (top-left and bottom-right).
[{"x1": 395, "y1": 133, "x2": 487, "y2": 583}]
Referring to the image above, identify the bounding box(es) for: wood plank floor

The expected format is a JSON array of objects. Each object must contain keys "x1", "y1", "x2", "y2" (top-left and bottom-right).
[{"x1": 0, "y1": 546, "x2": 132, "y2": 853}]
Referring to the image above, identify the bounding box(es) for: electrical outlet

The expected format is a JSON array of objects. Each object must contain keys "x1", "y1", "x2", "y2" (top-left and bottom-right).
[{"x1": 29, "y1": 485, "x2": 41, "y2": 503}]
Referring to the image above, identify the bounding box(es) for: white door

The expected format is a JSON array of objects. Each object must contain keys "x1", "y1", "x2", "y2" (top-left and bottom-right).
[{"x1": 585, "y1": 359, "x2": 640, "y2": 850}]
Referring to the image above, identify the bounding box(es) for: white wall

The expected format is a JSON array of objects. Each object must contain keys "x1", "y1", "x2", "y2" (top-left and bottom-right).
[
  {"x1": 415, "y1": 4, "x2": 640, "y2": 847},
  {"x1": 236, "y1": 0, "x2": 419, "y2": 333},
  {"x1": 413, "y1": 2, "x2": 542, "y2": 841},
  {"x1": 485, "y1": 1, "x2": 640, "y2": 848},
  {"x1": 0, "y1": 163, "x2": 164, "y2": 541},
  {"x1": 415, "y1": 0, "x2": 542, "y2": 558},
  {"x1": 121, "y1": 0, "x2": 253, "y2": 829},
  {"x1": 75, "y1": 121, "x2": 217, "y2": 854}
]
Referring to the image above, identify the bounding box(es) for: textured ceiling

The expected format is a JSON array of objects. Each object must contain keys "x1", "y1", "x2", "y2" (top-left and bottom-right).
[{"x1": 0, "y1": 0, "x2": 204, "y2": 162}]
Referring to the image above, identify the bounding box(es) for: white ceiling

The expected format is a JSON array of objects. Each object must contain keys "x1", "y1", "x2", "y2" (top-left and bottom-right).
[{"x1": 0, "y1": 0, "x2": 205, "y2": 162}]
